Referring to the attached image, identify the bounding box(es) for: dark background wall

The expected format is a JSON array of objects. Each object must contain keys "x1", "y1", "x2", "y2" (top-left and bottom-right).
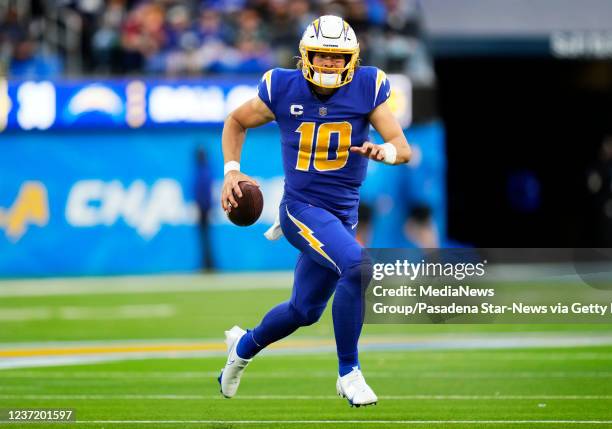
[{"x1": 434, "y1": 58, "x2": 612, "y2": 247}]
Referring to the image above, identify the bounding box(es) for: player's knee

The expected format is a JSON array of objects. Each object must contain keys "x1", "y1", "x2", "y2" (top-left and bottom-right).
[
  {"x1": 341, "y1": 254, "x2": 373, "y2": 286},
  {"x1": 302, "y1": 305, "x2": 326, "y2": 326},
  {"x1": 338, "y1": 259, "x2": 372, "y2": 300},
  {"x1": 360, "y1": 256, "x2": 374, "y2": 285},
  {"x1": 290, "y1": 302, "x2": 325, "y2": 326},
  {"x1": 340, "y1": 245, "x2": 372, "y2": 283}
]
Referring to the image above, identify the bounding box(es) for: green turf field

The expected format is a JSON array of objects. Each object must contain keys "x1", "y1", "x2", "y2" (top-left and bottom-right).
[{"x1": 0, "y1": 274, "x2": 611, "y2": 428}]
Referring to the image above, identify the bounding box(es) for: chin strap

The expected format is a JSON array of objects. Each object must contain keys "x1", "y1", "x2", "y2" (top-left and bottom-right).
[{"x1": 312, "y1": 71, "x2": 342, "y2": 87}]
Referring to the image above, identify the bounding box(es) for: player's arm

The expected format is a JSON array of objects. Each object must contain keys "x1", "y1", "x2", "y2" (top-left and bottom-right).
[
  {"x1": 221, "y1": 97, "x2": 275, "y2": 212},
  {"x1": 351, "y1": 100, "x2": 411, "y2": 165}
]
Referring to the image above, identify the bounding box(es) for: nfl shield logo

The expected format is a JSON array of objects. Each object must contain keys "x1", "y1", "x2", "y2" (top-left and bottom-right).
[{"x1": 318, "y1": 107, "x2": 327, "y2": 117}]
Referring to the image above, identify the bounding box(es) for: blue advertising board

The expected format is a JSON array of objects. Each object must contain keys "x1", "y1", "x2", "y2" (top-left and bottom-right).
[
  {"x1": 0, "y1": 75, "x2": 413, "y2": 132},
  {"x1": 0, "y1": 77, "x2": 262, "y2": 132},
  {"x1": 0, "y1": 126, "x2": 300, "y2": 276}
]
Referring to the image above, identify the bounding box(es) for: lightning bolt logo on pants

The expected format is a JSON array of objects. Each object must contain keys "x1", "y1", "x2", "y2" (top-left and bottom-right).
[{"x1": 286, "y1": 207, "x2": 339, "y2": 273}]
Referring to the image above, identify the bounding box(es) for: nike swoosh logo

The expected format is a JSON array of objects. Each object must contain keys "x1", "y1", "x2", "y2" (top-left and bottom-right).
[
  {"x1": 226, "y1": 340, "x2": 237, "y2": 365},
  {"x1": 386, "y1": 90, "x2": 391, "y2": 97},
  {"x1": 351, "y1": 222, "x2": 359, "y2": 230}
]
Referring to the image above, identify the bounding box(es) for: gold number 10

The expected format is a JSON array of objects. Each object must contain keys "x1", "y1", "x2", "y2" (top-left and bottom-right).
[{"x1": 295, "y1": 121, "x2": 352, "y2": 172}]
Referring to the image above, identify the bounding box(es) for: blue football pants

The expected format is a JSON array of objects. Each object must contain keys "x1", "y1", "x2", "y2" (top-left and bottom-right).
[{"x1": 237, "y1": 198, "x2": 369, "y2": 375}]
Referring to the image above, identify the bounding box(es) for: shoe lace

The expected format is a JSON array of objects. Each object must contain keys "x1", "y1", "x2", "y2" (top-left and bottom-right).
[
  {"x1": 345, "y1": 369, "x2": 369, "y2": 391},
  {"x1": 234, "y1": 359, "x2": 249, "y2": 369}
]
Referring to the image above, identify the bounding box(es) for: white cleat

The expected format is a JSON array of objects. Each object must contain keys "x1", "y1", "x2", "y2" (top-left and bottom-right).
[
  {"x1": 218, "y1": 325, "x2": 251, "y2": 398},
  {"x1": 336, "y1": 367, "x2": 378, "y2": 407}
]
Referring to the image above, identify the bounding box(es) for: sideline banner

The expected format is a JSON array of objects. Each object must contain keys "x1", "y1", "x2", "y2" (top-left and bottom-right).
[
  {"x1": 0, "y1": 128, "x2": 296, "y2": 276},
  {"x1": 0, "y1": 75, "x2": 411, "y2": 132}
]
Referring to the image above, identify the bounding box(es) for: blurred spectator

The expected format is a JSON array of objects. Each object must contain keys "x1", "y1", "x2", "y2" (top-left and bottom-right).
[
  {"x1": 356, "y1": 202, "x2": 373, "y2": 246},
  {"x1": 91, "y1": 0, "x2": 126, "y2": 73},
  {"x1": 9, "y1": 38, "x2": 63, "y2": 78},
  {"x1": 202, "y1": 0, "x2": 247, "y2": 14},
  {"x1": 586, "y1": 136, "x2": 612, "y2": 246},
  {"x1": 0, "y1": 6, "x2": 28, "y2": 73},
  {"x1": 63, "y1": 0, "x2": 106, "y2": 72},
  {"x1": 0, "y1": 7, "x2": 27, "y2": 46},
  {"x1": 206, "y1": 8, "x2": 273, "y2": 73},
  {"x1": 233, "y1": 8, "x2": 268, "y2": 44},
  {"x1": 377, "y1": 0, "x2": 434, "y2": 83},
  {"x1": 194, "y1": 146, "x2": 215, "y2": 271},
  {"x1": 165, "y1": 7, "x2": 233, "y2": 74},
  {"x1": 121, "y1": 2, "x2": 167, "y2": 73},
  {"x1": 268, "y1": 0, "x2": 314, "y2": 68},
  {"x1": 403, "y1": 205, "x2": 439, "y2": 248},
  {"x1": 163, "y1": 4, "x2": 200, "y2": 74},
  {"x1": 196, "y1": 8, "x2": 232, "y2": 44},
  {"x1": 0, "y1": 0, "x2": 429, "y2": 78},
  {"x1": 209, "y1": 35, "x2": 273, "y2": 74}
]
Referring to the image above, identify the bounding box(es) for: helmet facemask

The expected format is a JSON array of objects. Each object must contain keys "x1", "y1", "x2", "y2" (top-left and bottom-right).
[
  {"x1": 298, "y1": 16, "x2": 360, "y2": 89},
  {"x1": 300, "y1": 46, "x2": 359, "y2": 88}
]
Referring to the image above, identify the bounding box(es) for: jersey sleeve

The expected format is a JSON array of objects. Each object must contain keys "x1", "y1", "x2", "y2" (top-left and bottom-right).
[
  {"x1": 257, "y1": 69, "x2": 275, "y2": 113},
  {"x1": 372, "y1": 68, "x2": 391, "y2": 110}
]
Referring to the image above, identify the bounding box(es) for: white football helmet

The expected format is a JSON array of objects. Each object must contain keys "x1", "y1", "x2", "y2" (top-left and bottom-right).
[{"x1": 299, "y1": 15, "x2": 360, "y2": 89}]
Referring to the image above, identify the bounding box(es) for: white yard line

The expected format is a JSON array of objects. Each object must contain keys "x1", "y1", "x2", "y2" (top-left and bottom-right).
[
  {"x1": 0, "y1": 394, "x2": 610, "y2": 400},
  {"x1": 1, "y1": 370, "x2": 612, "y2": 379},
  {"x1": 5, "y1": 419, "x2": 609, "y2": 425},
  {"x1": 3, "y1": 333, "x2": 612, "y2": 351},
  {"x1": 0, "y1": 305, "x2": 175, "y2": 321},
  {"x1": 0, "y1": 308, "x2": 52, "y2": 321},
  {"x1": 0, "y1": 273, "x2": 293, "y2": 297}
]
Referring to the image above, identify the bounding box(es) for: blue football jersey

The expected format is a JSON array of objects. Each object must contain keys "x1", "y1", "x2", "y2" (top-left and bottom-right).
[{"x1": 257, "y1": 66, "x2": 391, "y2": 218}]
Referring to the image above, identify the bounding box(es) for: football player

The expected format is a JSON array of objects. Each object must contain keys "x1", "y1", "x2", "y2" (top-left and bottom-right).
[{"x1": 219, "y1": 15, "x2": 411, "y2": 407}]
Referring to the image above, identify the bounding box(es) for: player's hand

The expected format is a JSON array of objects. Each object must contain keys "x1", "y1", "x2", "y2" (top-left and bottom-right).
[
  {"x1": 221, "y1": 171, "x2": 259, "y2": 213},
  {"x1": 351, "y1": 142, "x2": 386, "y2": 162}
]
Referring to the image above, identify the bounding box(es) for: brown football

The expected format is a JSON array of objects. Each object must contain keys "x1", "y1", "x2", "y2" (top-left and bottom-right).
[{"x1": 227, "y1": 181, "x2": 264, "y2": 226}]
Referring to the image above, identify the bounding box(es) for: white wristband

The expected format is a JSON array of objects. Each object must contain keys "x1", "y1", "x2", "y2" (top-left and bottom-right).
[
  {"x1": 224, "y1": 161, "x2": 240, "y2": 176},
  {"x1": 381, "y1": 143, "x2": 397, "y2": 165}
]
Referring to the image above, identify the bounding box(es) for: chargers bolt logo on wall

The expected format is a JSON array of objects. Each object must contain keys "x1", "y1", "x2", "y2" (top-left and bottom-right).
[{"x1": 0, "y1": 182, "x2": 49, "y2": 242}]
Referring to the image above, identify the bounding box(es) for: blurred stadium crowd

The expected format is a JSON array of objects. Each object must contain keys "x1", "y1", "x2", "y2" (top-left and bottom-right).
[{"x1": 0, "y1": 0, "x2": 428, "y2": 78}]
